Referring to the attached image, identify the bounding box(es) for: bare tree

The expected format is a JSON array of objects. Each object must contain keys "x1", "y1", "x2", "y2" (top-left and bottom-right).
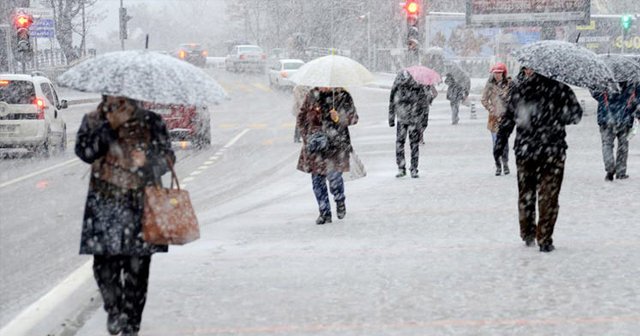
[{"x1": 41, "y1": 0, "x2": 97, "y2": 63}]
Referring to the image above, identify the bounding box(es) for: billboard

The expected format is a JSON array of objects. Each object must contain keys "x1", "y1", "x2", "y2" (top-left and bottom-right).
[
  {"x1": 568, "y1": 17, "x2": 640, "y2": 55},
  {"x1": 466, "y1": 0, "x2": 591, "y2": 27}
]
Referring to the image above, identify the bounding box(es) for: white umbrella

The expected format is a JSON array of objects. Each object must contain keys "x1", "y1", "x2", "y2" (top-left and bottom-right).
[
  {"x1": 289, "y1": 55, "x2": 374, "y2": 87},
  {"x1": 57, "y1": 50, "x2": 227, "y2": 106}
]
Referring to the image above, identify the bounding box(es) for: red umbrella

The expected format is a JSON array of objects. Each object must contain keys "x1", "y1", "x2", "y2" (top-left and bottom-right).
[{"x1": 405, "y1": 65, "x2": 441, "y2": 86}]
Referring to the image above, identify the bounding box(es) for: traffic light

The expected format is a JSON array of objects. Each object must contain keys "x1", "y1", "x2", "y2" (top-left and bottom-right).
[
  {"x1": 621, "y1": 15, "x2": 633, "y2": 32},
  {"x1": 404, "y1": 1, "x2": 421, "y2": 49},
  {"x1": 12, "y1": 13, "x2": 33, "y2": 53},
  {"x1": 404, "y1": 0, "x2": 420, "y2": 16}
]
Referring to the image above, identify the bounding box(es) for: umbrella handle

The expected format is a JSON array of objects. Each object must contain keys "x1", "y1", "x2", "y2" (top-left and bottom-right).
[{"x1": 145, "y1": 34, "x2": 149, "y2": 50}]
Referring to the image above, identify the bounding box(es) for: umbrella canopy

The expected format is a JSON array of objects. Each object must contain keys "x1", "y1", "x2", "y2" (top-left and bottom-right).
[
  {"x1": 512, "y1": 40, "x2": 616, "y2": 91},
  {"x1": 289, "y1": 55, "x2": 375, "y2": 87},
  {"x1": 598, "y1": 54, "x2": 640, "y2": 83},
  {"x1": 404, "y1": 65, "x2": 441, "y2": 86},
  {"x1": 57, "y1": 50, "x2": 227, "y2": 106}
]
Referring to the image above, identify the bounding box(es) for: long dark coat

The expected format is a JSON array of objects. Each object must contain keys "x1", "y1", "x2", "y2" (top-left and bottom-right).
[
  {"x1": 496, "y1": 73, "x2": 583, "y2": 160},
  {"x1": 296, "y1": 88, "x2": 359, "y2": 175},
  {"x1": 389, "y1": 71, "x2": 435, "y2": 128},
  {"x1": 592, "y1": 82, "x2": 639, "y2": 128},
  {"x1": 75, "y1": 107, "x2": 175, "y2": 256}
]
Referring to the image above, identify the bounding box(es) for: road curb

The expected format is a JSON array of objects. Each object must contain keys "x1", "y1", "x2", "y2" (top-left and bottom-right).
[{"x1": 67, "y1": 97, "x2": 101, "y2": 106}]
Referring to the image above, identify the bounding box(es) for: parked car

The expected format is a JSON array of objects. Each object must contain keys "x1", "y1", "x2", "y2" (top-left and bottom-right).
[
  {"x1": 0, "y1": 73, "x2": 68, "y2": 155},
  {"x1": 267, "y1": 59, "x2": 305, "y2": 89},
  {"x1": 143, "y1": 102, "x2": 211, "y2": 149},
  {"x1": 225, "y1": 45, "x2": 267, "y2": 73},
  {"x1": 175, "y1": 43, "x2": 207, "y2": 67}
]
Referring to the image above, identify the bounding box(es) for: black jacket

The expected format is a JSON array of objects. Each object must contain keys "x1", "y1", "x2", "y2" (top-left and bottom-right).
[
  {"x1": 496, "y1": 73, "x2": 583, "y2": 160},
  {"x1": 389, "y1": 71, "x2": 434, "y2": 127}
]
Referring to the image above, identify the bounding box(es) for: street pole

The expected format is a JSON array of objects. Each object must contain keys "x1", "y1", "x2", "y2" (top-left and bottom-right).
[
  {"x1": 366, "y1": 12, "x2": 371, "y2": 68},
  {"x1": 3, "y1": 25, "x2": 15, "y2": 73},
  {"x1": 120, "y1": 0, "x2": 124, "y2": 51},
  {"x1": 82, "y1": 0, "x2": 86, "y2": 56}
]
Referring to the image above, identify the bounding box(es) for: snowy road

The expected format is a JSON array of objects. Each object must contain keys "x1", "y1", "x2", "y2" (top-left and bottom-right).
[{"x1": 2, "y1": 69, "x2": 640, "y2": 335}]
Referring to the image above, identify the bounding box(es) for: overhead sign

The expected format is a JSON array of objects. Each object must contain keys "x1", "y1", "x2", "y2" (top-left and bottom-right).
[
  {"x1": 466, "y1": 0, "x2": 591, "y2": 27},
  {"x1": 15, "y1": 7, "x2": 54, "y2": 19}
]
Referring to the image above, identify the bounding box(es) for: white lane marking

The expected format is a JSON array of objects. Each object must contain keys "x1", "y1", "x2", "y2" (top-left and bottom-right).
[
  {"x1": 190, "y1": 170, "x2": 203, "y2": 176},
  {"x1": 0, "y1": 158, "x2": 80, "y2": 190},
  {"x1": 183, "y1": 177, "x2": 195, "y2": 182},
  {"x1": 223, "y1": 128, "x2": 250, "y2": 149},
  {"x1": 203, "y1": 161, "x2": 214, "y2": 165},
  {"x1": 0, "y1": 260, "x2": 93, "y2": 336}
]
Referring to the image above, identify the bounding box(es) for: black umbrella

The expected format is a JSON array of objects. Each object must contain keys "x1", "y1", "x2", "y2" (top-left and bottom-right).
[
  {"x1": 599, "y1": 54, "x2": 640, "y2": 83},
  {"x1": 512, "y1": 40, "x2": 616, "y2": 91}
]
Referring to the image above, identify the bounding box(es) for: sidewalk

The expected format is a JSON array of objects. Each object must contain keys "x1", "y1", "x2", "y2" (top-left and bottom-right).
[{"x1": 71, "y1": 93, "x2": 640, "y2": 335}]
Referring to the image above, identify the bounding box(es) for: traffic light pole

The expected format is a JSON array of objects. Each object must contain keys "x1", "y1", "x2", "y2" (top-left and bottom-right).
[{"x1": 2, "y1": 24, "x2": 15, "y2": 73}]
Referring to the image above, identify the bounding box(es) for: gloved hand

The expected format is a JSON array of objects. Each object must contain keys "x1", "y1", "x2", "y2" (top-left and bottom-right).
[{"x1": 389, "y1": 119, "x2": 395, "y2": 128}]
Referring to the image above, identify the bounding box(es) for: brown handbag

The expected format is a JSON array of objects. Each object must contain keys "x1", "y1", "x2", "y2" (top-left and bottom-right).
[{"x1": 142, "y1": 163, "x2": 200, "y2": 245}]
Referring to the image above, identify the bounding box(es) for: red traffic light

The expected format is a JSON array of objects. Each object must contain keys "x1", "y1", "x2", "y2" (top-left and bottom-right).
[
  {"x1": 14, "y1": 14, "x2": 33, "y2": 29},
  {"x1": 405, "y1": 0, "x2": 419, "y2": 15}
]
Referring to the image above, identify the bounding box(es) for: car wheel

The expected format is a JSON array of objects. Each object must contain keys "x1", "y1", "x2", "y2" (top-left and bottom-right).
[
  {"x1": 194, "y1": 124, "x2": 211, "y2": 150},
  {"x1": 35, "y1": 139, "x2": 50, "y2": 158}
]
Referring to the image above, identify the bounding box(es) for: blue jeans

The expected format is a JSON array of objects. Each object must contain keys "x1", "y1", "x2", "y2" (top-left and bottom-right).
[
  {"x1": 491, "y1": 132, "x2": 508, "y2": 166},
  {"x1": 311, "y1": 172, "x2": 345, "y2": 216}
]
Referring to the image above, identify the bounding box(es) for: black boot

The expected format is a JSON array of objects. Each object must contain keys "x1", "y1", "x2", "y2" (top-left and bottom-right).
[
  {"x1": 396, "y1": 168, "x2": 406, "y2": 178},
  {"x1": 502, "y1": 162, "x2": 510, "y2": 175},
  {"x1": 316, "y1": 213, "x2": 332, "y2": 225},
  {"x1": 495, "y1": 161, "x2": 502, "y2": 176},
  {"x1": 336, "y1": 201, "x2": 346, "y2": 219},
  {"x1": 605, "y1": 172, "x2": 614, "y2": 181},
  {"x1": 410, "y1": 169, "x2": 419, "y2": 178},
  {"x1": 539, "y1": 244, "x2": 555, "y2": 253},
  {"x1": 107, "y1": 312, "x2": 125, "y2": 335}
]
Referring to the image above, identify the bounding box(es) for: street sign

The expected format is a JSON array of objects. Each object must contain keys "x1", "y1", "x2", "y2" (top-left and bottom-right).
[
  {"x1": 466, "y1": 0, "x2": 591, "y2": 27},
  {"x1": 31, "y1": 17, "x2": 55, "y2": 38}
]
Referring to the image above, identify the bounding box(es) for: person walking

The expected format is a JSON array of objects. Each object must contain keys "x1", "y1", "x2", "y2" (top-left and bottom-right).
[
  {"x1": 495, "y1": 67, "x2": 583, "y2": 253},
  {"x1": 481, "y1": 62, "x2": 513, "y2": 176},
  {"x1": 389, "y1": 70, "x2": 436, "y2": 178},
  {"x1": 291, "y1": 85, "x2": 311, "y2": 143},
  {"x1": 75, "y1": 95, "x2": 176, "y2": 335},
  {"x1": 445, "y1": 72, "x2": 468, "y2": 125},
  {"x1": 297, "y1": 87, "x2": 359, "y2": 224},
  {"x1": 591, "y1": 81, "x2": 639, "y2": 181}
]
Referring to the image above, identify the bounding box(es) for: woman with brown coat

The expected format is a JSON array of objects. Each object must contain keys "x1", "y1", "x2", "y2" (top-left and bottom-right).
[
  {"x1": 296, "y1": 87, "x2": 359, "y2": 224},
  {"x1": 75, "y1": 95, "x2": 175, "y2": 336},
  {"x1": 481, "y1": 62, "x2": 513, "y2": 176}
]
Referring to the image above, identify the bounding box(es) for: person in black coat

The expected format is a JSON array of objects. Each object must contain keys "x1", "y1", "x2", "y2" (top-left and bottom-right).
[
  {"x1": 75, "y1": 95, "x2": 175, "y2": 336},
  {"x1": 445, "y1": 72, "x2": 470, "y2": 125},
  {"x1": 495, "y1": 67, "x2": 583, "y2": 253},
  {"x1": 389, "y1": 70, "x2": 436, "y2": 178}
]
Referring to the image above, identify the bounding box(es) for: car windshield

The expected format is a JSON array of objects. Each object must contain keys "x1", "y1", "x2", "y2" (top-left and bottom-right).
[
  {"x1": 283, "y1": 62, "x2": 303, "y2": 70},
  {"x1": 0, "y1": 80, "x2": 36, "y2": 104},
  {"x1": 239, "y1": 46, "x2": 262, "y2": 54},
  {"x1": 180, "y1": 44, "x2": 202, "y2": 52}
]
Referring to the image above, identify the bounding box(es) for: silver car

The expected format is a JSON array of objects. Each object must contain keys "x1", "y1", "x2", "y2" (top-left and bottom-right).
[
  {"x1": 225, "y1": 45, "x2": 267, "y2": 73},
  {"x1": 267, "y1": 59, "x2": 305, "y2": 89},
  {"x1": 0, "y1": 73, "x2": 68, "y2": 155}
]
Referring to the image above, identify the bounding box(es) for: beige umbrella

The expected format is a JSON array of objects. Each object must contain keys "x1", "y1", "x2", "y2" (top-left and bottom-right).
[{"x1": 289, "y1": 55, "x2": 375, "y2": 88}]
